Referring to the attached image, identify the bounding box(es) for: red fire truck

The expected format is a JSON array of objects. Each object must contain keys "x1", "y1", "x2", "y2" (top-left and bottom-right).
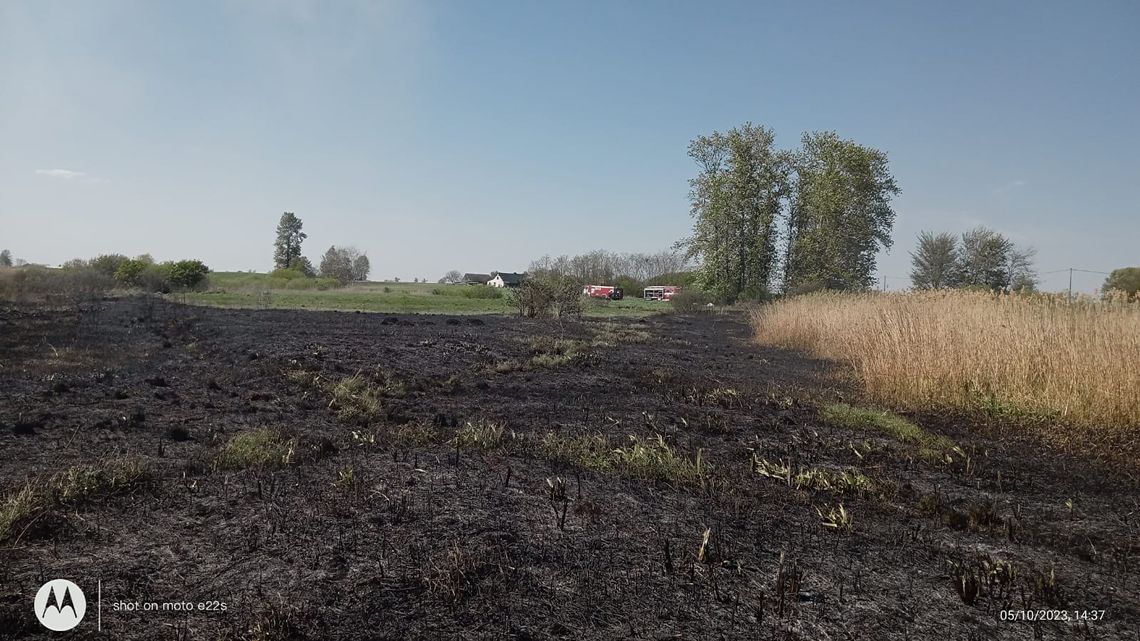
[
  {"x1": 583, "y1": 285, "x2": 625, "y2": 300},
  {"x1": 643, "y1": 285, "x2": 680, "y2": 301}
]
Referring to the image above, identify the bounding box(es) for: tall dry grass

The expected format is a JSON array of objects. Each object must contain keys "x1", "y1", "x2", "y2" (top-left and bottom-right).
[{"x1": 752, "y1": 290, "x2": 1140, "y2": 432}]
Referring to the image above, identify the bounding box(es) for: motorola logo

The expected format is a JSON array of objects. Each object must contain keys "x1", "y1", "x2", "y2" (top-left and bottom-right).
[{"x1": 34, "y1": 579, "x2": 86, "y2": 631}]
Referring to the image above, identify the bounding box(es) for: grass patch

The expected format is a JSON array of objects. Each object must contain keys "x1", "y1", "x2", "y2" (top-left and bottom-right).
[
  {"x1": 752, "y1": 457, "x2": 874, "y2": 495},
  {"x1": 217, "y1": 429, "x2": 296, "y2": 471},
  {"x1": 56, "y1": 459, "x2": 148, "y2": 504},
  {"x1": 610, "y1": 435, "x2": 708, "y2": 483},
  {"x1": 449, "y1": 425, "x2": 709, "y2": 485},
  {"x1": 0, "y1": 484, "x2": 46, "y2": 543},
  {"x1": 329, "y1": 375, "x2": 384, "y2": 423},
  {"x1": 822, "y1": 403, "x2": 956, "y2": 460},
  {"x1": 589, "y1": 322, "x2": 653, "y2": 347},
  {"x1": 0, "y1": 458, "x2": 149, "y2": 543},
  {"x1": 432, "y1": 286, "x2": 504, "y2": 299}
]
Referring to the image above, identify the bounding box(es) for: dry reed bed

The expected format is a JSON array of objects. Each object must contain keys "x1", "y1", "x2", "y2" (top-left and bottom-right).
[{"x1": 752, "y1": 290, "x2": 1140, "y2": 435}]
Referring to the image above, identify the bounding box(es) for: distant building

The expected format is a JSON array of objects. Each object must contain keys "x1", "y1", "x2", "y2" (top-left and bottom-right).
[
  {"x1": 488, "y1": 272, "x2": 526, "y2": 288},
  {"x1": 462, "y1": 273, "x2": 492, "y2": 285}
]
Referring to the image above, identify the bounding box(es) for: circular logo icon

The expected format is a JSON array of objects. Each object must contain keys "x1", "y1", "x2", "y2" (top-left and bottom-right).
[{"x1": 34, "y1": 579, "x2": 86, "y2": 631}]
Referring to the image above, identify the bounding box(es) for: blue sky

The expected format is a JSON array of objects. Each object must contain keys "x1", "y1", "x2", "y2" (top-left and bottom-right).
[{"x1": 2, "y1": 1, "x2": 1137, "y2": 292}]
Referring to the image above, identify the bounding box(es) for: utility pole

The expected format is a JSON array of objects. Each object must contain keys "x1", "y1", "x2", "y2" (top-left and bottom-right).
[{"x1": 1068, "y1": 268, "x2": 1073, "y2": 303}]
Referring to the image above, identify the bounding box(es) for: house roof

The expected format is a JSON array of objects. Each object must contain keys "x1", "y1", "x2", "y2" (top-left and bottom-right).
[
  {"x1": 494, "y1": 272, "x2": 526, "y2": 285},
  {"x1": 463, "y1": 273, "x2": 492, "y2": 283}
]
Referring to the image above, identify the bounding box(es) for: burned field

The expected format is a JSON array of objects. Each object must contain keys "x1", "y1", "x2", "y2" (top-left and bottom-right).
[{"x1": 1, "y1": 299, "x2": 1137, "y2": 640}]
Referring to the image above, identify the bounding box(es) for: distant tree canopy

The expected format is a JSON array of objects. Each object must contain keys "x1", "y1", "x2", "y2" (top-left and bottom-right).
[
  {"x1": 351, "y1": 253, "x2": 370, "y2": 282},
  {"x1": 0, "y1": 249, "x2": 12, "y2": 267},
  {"x1": 319, "y1": 246, "x2": 368, "y2": 285},
  {"x1": 909, "y1": 231, "x2": 959, "y2": 289},
  {"x1": 680, "y1": 124, "x2": 899, "y2": 300},
  {"x1": 1104, "y1": 267, "x2": 1140, "y2": 297},
  {"x1": 273, "y1": 212, "x2": 307, "y2": 270},
  {"x1": 909, "y1": 227, "x2": 1038, "y2": 292},
  {"x1": 528, "y1": 249, "x2": 688, "y2": 287},
  {"x1": 439, "y1": 269, "x2": 463, "y2": 284}
]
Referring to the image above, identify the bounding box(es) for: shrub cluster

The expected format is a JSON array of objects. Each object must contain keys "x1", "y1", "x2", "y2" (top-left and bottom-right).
[
  {"x1": 107, "y1": 256, "x2": 209, "y2": 293},
  {"x1": 508, "y1": 274, "x2": 582, "y2": 318},
  {"x1": 670, "y1": 289, "x2": 713, "y2": 312}
]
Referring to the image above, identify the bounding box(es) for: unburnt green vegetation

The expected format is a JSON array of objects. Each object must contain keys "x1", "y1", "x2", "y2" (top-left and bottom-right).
[
  {"x1": 216, "y1": 429, "x2": 296, "y2": 471},
  {"x1": 0, "y1": 458, "x2": 147, "y2": 543},
  {"x1": 180, "y1": 275, "x2": 665, "y2": 316}
]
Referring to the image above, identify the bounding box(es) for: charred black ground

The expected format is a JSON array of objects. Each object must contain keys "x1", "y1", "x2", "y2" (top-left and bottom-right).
[{"x1": 1, "y1": 298, "x2": 1137, "y2": 640}]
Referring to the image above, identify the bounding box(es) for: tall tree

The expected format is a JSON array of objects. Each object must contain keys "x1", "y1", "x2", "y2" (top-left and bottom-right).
[
  {"x1": 351, "y1": 253, "x2": 371, "y2": 281},
  {"x1": 784, "y1": 131, "x2": 899, "y2": 291},
  {"x1": 319, "y1": 246, "x2": 354, "y2": 285},
  {"x1": 1007, "y1": 246, "x2": 1039, "y2": 292},
  {"x1": 683, "y1": 123, "x2": 789, "y2": 301},
  {"x1": 909, "y1": 231, "x2": 959, "y2": 289},
  {"x1": 958, "y1": 227, "x2": 1013, "y2": 290},
  {"x1": 273, "y1": 212, "x2": 307, "y2": 270},
  {"x1": 0, "y1": 249, "x2": 12, "y2": 267}
]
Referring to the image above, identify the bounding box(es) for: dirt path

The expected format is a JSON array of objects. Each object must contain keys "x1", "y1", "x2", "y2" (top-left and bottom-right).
[{"x1": 1, "y1": 299, "x2": 1136, "y2": 640}]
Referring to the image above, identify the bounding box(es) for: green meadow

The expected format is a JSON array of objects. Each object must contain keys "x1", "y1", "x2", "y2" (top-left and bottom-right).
[{"x1": 179, "y1": 272, "x2": 664, "y2": 317}]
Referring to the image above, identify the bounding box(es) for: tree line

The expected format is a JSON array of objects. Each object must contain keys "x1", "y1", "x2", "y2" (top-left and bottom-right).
[
  {"x1": 909, "y1": 227, "x2": 1038, "y2": 292},
  {"x1": 682, "y1": 124, "x2": 900, "y2": 302}
]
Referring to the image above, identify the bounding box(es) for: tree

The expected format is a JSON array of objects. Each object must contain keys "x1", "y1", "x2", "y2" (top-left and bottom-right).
[
  {"x1": 319, "y1": 246, "x2": 355, "y2": 285},
  {"x1": 273, "y1": 212, "x2": 307, "y2": 270},
  {"x1": 784, "y1": 131, "x2": 899, "y2": 292},
  {"x1": 0, "y1": 249, "x2": 11, "y2": 267},
  {"x1": 296, "y1": 256, "x2": 316, "y2": 278},
  {"x1": 89, "y1": 254, "x2": 129, "y2": 277},
  {"x1": 958, "y1": 227, "x2": 1013, "y2": 291},
  {"x1": 1104, "y1": 267, "x2": 1140, "y2": 297},
  {"x1": 167, "y1": 260, "x2": 210, "y2": 290},
  {"x1": 1007, "y1": 246, "x2": 1039, "y2": 293},
  {"x1": 683, "y1": 123, "x2": 790, "y2": 302},
  {"x1": 909, "y1": 231, "x2": 959, "y2": 289},
  {"x1": 439, "y1": 270, "x2": 463, "y2": 284},
  {"x1": 351, "y1": 254, "x2": 370, "y2": 282}
]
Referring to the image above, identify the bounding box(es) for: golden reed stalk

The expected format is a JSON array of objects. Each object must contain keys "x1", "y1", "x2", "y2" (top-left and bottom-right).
[{"x1": 752, "y1": 290, "x2": 1140, "y2": 433}]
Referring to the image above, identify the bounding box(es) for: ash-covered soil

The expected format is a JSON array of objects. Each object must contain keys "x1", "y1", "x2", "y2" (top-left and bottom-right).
[{"x1": 1, "y1": 298, "x2": 1136, "y2": 640}]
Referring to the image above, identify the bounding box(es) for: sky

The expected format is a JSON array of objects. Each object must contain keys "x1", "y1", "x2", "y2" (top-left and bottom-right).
[{"x1": 2, "y1": 1, "x2": 1137, "y2": 292}]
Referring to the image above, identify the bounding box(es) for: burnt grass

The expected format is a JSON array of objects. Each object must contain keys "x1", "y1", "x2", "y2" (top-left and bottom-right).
[{"x1": 1, "y1": 297, "x2": 1137, "y2": 640}]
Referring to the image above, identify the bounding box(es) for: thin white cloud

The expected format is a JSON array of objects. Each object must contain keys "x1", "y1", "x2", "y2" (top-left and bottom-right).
[
  {"x1": 35, "y1": 168, "x2": 86, "y2": 179},
  {"x1": 34, "y1": 168, "x2": 104, "y2": 184},
  {"x1": 993, "y1": 180, "x2": 1027, "y2": 195}
]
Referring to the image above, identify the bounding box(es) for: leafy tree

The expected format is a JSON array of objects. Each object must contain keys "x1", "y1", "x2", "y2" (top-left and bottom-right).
[
  {"x1": 784, "y1": 131, "x2": 899, "y2": 291},
  {"x1": 0, "y1": 249, "x2": 11, "y2": 267},
  {"x1": 439, "y1": 270, "x2": 463, "y2": 284},
  {"x1": 909, "y1": 231, "x2": 960, "y2": 289},
  {"x1": 273, "y1": 212, "x2": 307, "y2": 270},
  {"x1": 88, "y1": 254, "x2": 129, "y2": 277},
  {"x1": 319, "y1": 246, "x2": 354, "y2": 285},
  {"x1": 167, "y1": 260, "x2": 210, "y2": 290},
  {"x1": 683, "y1": 123, "x2": 790, "y2": 302},
  {"x1": 1007, "y1": 246, "x2": 1039, "y2": 293},
  {"x1": 958, "y1": 227, "x2": 1014, "y2": 291},
  {"x1": 114, "y1": 258, "x2": 150, "y2": 286},
  {"x1": 1104, "y1": 267, "x2": 1140, "y2": 296},
  {"x1": 351, "y1": 254, "x2": 370, "y2": 281},
  {"x1": 296, "y1": 256, "x2": 316, "y2": 278}
]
